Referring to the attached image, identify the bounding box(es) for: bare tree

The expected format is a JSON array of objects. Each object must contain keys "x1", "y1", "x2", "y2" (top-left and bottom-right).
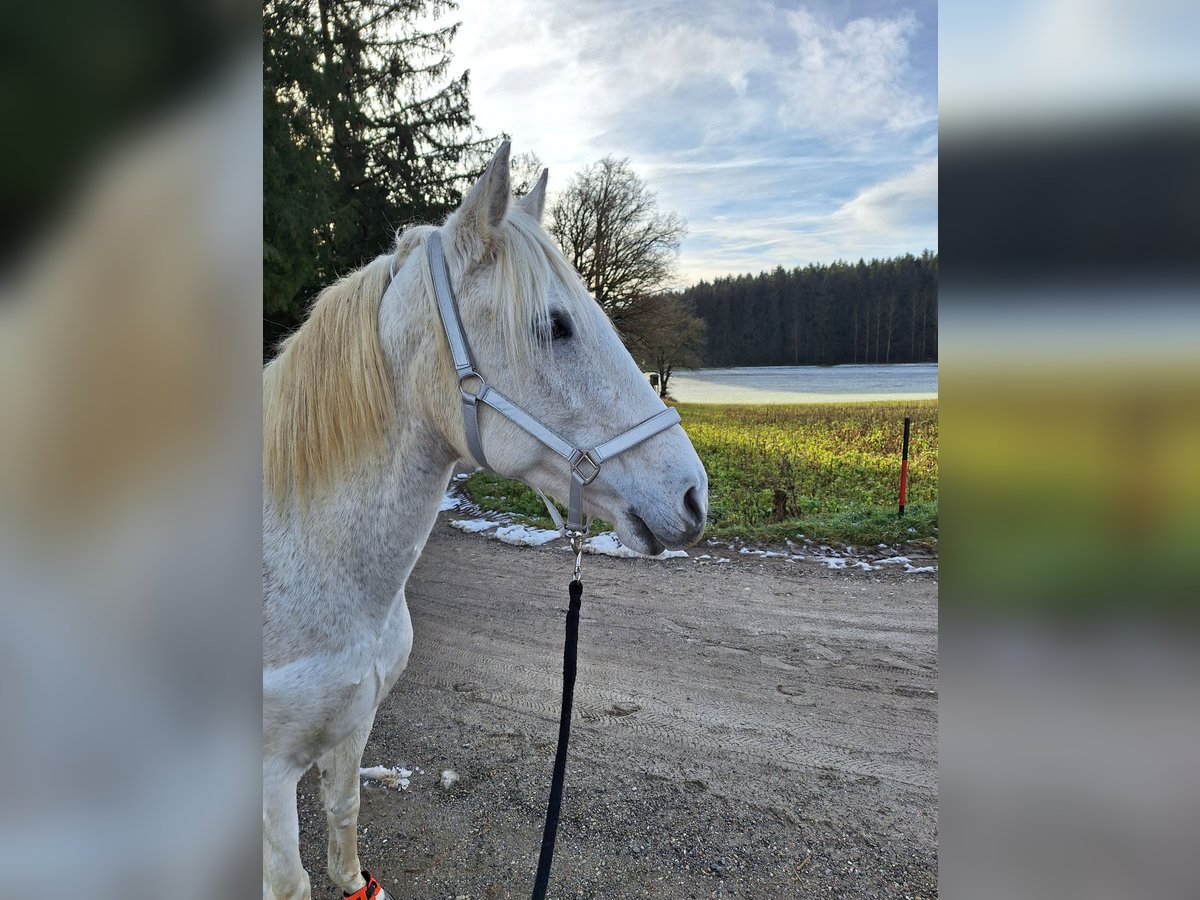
[
  {"x1": 548, "y1": 157, "x2": 686, "y2": 335},
  {"x1": 624, "y1": 294, "x2": 706, "y2": 398}
]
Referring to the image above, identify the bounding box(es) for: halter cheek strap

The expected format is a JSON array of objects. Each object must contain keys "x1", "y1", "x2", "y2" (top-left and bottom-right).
[{"x1": 420, "y1": 230, "x2": 681, "y2": 550}]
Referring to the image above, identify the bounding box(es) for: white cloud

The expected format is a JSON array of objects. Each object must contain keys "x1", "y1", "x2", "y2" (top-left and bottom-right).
[
  {"x1": 615, "y1": 24, "x2": 766, "y2": 96},
  {"x1": 446, "y1": 0, "x2": 605, "y2": 171},
  {"x1": 448, "y1": 2, "x2": 773, "y2": 165},
  {"x1": 781, "y1": 9, "x2": 932, "y2": 141},
  {"x1": 451, "y1": 1, "x2": 930, "y2": 154},
  {"x1": 834, "y1": 158, "x2": 938, "y2": 232}
]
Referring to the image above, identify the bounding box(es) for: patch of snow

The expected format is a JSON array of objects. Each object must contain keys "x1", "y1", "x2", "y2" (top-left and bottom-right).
[
  {"x1": 734, "y1": 546, "x2": 788, "y2": 559},
  {"x1": 450, "y1": 518, "x2": 498, "y2": 534},
  {"x1": 440, "y1": 769, "x2": 459, "y2": 790},
  {"x1": 876, "y1": 556, "x2": 911, "y2": 566},
  {"x1": 449, "y1": 513, "x2": 700, "y2": 563},
  {"x1": 904, "y1": 564, "x2": 937, "y2": 574},
  {"x1": 439, "y1": 494, "x2": 460, "y2": 511},
  {"x1": 494, "y1": 524, "x2": 562, "y2": 546},
  {"x1": 584, "y1": 532, "x2": 687, "y2": 560},
  {"x1": 716, "y1": 558, "x2": 731, "y2": 564},
  {"x1": 817, "y1": 557, "x2": 847, "y2": 570},
  {"x1": 696, "y1": 554, "x2": 711, "y2": 560},
  {"x1": 360, "y1": 765, "x2": 412, "y2": 791}
]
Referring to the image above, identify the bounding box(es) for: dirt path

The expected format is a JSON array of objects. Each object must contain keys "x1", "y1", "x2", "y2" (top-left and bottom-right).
[{"x1": 297, "y1": 520, "x2": 938, "y2": 899}]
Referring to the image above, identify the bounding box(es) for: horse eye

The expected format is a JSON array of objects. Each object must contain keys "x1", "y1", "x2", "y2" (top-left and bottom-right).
[{"x1": 550, "y1": 311, "x2": 573, "y2": 341}]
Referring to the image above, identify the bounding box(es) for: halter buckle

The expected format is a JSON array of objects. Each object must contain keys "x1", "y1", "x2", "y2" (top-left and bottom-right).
[
  {"x1": 570, "y1": 450, "x2": 602, "y2": 485},
  {"x1": 458, "y1": 372, "x2": 487, "y2": 400}
]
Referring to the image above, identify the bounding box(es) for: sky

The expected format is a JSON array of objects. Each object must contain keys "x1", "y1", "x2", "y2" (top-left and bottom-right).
[{"x1": 444, "y1": 0, "x2": 938, "y2": 285}]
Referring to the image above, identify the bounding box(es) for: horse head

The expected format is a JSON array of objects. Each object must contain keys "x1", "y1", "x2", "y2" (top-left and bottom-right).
[{"x1": 424, "y1": 142, "x2": 707, "y2": 554}]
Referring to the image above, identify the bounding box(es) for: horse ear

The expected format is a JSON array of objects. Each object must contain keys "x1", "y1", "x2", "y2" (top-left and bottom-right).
[
  {"x1": 456, "y1": 141, "x2": 512, "y2": 243},
  {"x1": 516, "y1": 168, "x2": 548, "y2": 224}
]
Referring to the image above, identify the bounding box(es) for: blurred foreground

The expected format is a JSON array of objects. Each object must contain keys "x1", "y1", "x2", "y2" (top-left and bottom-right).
[
  {"x1": 941, "y1": 0, "x2": 1200, "y2": 897},
  {"x1": 0, "y1": 5, "x2": 260, "y2": 898}
]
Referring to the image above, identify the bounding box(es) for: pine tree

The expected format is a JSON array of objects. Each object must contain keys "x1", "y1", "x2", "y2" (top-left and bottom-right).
[{"x1": 264, "y1": 0, "x2": 493, "y2": 355}]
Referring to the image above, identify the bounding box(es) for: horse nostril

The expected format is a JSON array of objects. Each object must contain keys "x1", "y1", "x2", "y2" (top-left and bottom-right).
[{"x1": 684, "y1": 485, "x2": 704, "y2": 525}]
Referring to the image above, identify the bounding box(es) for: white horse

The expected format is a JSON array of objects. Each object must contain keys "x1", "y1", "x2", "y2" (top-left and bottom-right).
[{"x1": 263, "y1": 142, "x2": 708, "y2": 899}]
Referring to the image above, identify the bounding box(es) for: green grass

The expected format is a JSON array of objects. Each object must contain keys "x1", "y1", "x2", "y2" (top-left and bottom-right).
[{"x1": 458, "y1": 399, "x2": 938, "y2": 549}]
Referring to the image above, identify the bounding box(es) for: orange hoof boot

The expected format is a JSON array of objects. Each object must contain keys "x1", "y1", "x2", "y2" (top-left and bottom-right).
[{"x1": 343, "y1": 871, "x2": 390, "y2": 900}]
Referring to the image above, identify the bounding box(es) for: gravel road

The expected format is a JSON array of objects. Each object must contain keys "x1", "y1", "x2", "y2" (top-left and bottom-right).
[{"x1": 297, "y1": 519, "x2": 938, "y2": 899}]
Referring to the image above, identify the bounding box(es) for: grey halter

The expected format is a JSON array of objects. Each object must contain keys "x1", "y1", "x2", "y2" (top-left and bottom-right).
[{"x1": 420, "y1": 230, "x2": 681, "y2": 556}]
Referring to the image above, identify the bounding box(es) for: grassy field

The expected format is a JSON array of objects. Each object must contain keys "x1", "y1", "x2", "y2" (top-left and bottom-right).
[{"x1": 459, "y1": 399, "x2": 938, "y2": 549}]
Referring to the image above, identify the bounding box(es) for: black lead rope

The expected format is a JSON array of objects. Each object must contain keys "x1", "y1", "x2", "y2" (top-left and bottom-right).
[{"x1": 531, "y1": 578, "x2": 583, "y2": 899}]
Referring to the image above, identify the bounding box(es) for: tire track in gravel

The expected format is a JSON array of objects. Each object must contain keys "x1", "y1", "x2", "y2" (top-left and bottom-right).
[{"x1": 403, "y1": 630, "x2": 936, "y2": 775}]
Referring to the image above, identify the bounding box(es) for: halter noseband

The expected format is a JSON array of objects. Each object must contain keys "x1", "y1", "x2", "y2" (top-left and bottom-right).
[{"x1": 418, "y1": 230, "x2": 681, "y2": 555}]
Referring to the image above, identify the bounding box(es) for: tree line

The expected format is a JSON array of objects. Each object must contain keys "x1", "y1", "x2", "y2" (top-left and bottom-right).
[{"x1": 682, "y1": 252, "x2": 938, "y2": 367}]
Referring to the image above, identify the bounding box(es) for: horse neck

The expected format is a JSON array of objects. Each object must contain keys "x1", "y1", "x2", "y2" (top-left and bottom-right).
[
  {"x1": 328, "y1": 264, "x2": 461, "y2": 601},
  {"x1": 351, "y1": 418, "x2": 457, "y2": 601}
]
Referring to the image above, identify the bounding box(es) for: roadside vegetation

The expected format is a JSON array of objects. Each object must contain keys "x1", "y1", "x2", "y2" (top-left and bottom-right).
[{"x1": 458, "y1": 399, "x2": 938, "y2": 550}]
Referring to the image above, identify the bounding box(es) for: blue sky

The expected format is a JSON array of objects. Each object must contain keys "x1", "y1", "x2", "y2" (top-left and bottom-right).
[{"x1": 447, "y1": 0, "x2": 937, "y2": 284}]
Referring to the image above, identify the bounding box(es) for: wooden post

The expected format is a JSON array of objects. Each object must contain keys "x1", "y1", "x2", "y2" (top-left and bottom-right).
[{"x1": 898, "y1": 417, "x2": 911, "y2": 516}]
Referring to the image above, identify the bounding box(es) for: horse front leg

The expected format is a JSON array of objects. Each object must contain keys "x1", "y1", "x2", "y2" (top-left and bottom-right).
[
  {"x1": 319, "y1": 714, "x2": 388, "y2": 897},
  {"x1": 263, "y1": 759, "x2": 311, "y2": 900}
]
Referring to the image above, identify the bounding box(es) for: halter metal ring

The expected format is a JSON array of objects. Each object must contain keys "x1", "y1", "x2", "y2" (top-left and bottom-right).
[
  {"x1": 570, "y1": 450, "x2": 602, "y2": 485},
  {"x1": 459, "y1": 372, "x2": 487, "y2": 400}
]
